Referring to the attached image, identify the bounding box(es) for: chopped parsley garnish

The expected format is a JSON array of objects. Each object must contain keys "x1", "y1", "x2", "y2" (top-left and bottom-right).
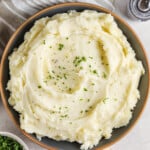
[
  {"x1": 38, "y1": 85, "x2": 42, "y2": 88},
  {"x1": 83, "y1": 88, "x2": 88, "y2": 91},
  {"x1": 103, "y1": 97, "x2": 109, "y2": 104},
  {"x1": 89, "y1": 56, "x2": 93, "y2": 59},
  {"x1": 102, "y1": 72, "x2": 107, "y2": 78},
  {"x1": 63, "y1": 73, "x2": 67, "y2": 79},
  {"x1": 87, "y1": 99, "x2": 90, "y2": 102},
  {"x1": 80, "y1": 66, "x2": 83, "y2": 70},
  {"x1": 58, "y1": 43, "x2": 64, "y2": 50},
  {"x1": 0, "y1": 135, "x2": 23, "y2": 150},
  {"x1": 80, "y1": 110, "x2": 83, "y2": 114},
  {"x1": 91, "y1": 82, "x2": 95, "y2": 86},
  {"x1": 82, "y1": 56, "x2": 86, "y2": 61},
  {"x1": 58, "y1": 66, "x2": 66, "y2": 70},
  {"x1": 66, "y1": 37, "x2": 69, "y2": 40},
  {"x1": 73, "y1": 56, "x2": 86, "y2": 67},
  {"x1": 52, "y1": 70, "x2": 55, "y2": 74},
  {"x1": 60, "y1": 114, "x2": 68, "y2": 118},
  {"x1": 43, "y1": 40, "x2": 46, "y2": 44},
  {"x1": 93, "y1": 70, "x2": 97, "y2": 74},
  {"x1": 51, "y1": 111, "x2": 56, "y2": 114},
  {"x1": 64, "y1": 106, "x2": 68, "y2": 109},
  {"x1": 56, "y1": 75, "x2": 62, "y2": 79}
]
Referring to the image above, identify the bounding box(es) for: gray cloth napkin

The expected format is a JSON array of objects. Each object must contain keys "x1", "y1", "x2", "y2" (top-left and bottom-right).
[{"x1": 0, "y1": 0, "x2": 115, "y2": 59}]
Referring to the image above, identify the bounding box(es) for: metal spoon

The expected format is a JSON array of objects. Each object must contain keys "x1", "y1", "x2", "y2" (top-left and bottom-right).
[{"x1": 137, "y1": 0, "x2": 150, "y2": 12}]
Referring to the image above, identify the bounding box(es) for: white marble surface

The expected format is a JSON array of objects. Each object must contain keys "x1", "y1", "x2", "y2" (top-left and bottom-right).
[{"x1": 0, "y1": 1, "x2": 150, "y2": 150}]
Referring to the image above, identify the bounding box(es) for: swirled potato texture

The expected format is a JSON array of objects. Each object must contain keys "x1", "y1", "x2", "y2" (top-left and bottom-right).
[{"x1": 7, "y1": 10, "x2": 144, "y2": 150}]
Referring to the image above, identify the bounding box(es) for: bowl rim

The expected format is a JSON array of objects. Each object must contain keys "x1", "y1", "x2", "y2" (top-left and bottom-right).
[
  {"x1": 0, "y1": 131, "x2": 29, "y2": 150},
  {"x1": 0, "y1": 2, "x2": 149, "y2": 150}
]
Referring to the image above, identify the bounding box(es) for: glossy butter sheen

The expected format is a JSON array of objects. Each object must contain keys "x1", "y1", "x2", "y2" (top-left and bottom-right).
[{"x1": 7, "y1": 10, "x2": 144, "y2": 150}]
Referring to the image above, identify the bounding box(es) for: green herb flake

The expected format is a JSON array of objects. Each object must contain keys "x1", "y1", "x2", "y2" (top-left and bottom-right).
[
  {"x1": 66, "y1": 37, "x2": 69, "y2": 40},
  {"x1": 87, "y1": 99, "x2": 90, "y2": 102},
  {"x1": 44, "y1": 80, "x2": 47, "y2": 83},
  {"x1": 79, "y1": 98, "x2": 83, "y2": 101},
  {"x1": 43, "y1": 40, "x2": 46, "y2": 44},
  {"x1": 102, "y1": 72, "x2": 107, "y2": 78},
  {"x1": 64, "y1": 73, "x2": 67, "y2": 79},
  {"x1": 60, "y1": 114, "x2": 68, "y2": 118},
  {"x1": 91, "y1": 82, "x2": 95, "y2": 86},
  {"x1": 80, "y1": 66, "x2": 83, "y2": 70},
  {"x1": 82, "y1": 56, "x2": 86, "y2": 61},
  {"x1": 93, "y1": 70, "x2": 97, "y2": 74},
  {"x1": 89, "y1": 56, "x2": 93, "y2": 59},
  {"x1": 73, "y1": 56, "x2": 86, "y2": 67},
  {"x1": 52, "y1": 70, "x2": 55, "y2": 74},
  {"x1": 57, "y1": 75, "x2": 62, "y2": 79},
  {"x1": 83, "y1": 88, "x2": 88, "y2": 91},
  {"x1": 80, "y1": 110, "x2": 83, "y2": 114},
  {"x1": 47, "y1": 74, "x2": 52, "y2": 79},
  {"x1": 38, "y1": 85, "x2": 42, "y2": 88},
  {"x1": 103, "y1": 97, "x2": 109, "y2": 104},
  {"x1": 58, "y1": 43, "x2": 64, "y2": 50},
  {"x1": 51, "y1": 111, "x2": 55, "y2": 114}
]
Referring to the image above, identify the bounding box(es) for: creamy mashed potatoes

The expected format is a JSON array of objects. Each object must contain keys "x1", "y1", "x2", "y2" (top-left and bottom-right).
[{"x1": 7, "y1": 10, "x2": 144, "y2": 150}]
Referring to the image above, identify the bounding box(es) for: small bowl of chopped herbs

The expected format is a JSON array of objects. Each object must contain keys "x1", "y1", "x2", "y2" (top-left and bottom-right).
[{"x1": 0, "y1": 132, "x2": 29, "y2": 150}]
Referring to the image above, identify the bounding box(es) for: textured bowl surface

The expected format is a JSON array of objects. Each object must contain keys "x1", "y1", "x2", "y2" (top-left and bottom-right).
[
  {"x1": 0, "y1": 2, "x2": 149, "y2": 150},
  {"x1": 0, "y1": 131, "x2": 29, "y2": 150}
]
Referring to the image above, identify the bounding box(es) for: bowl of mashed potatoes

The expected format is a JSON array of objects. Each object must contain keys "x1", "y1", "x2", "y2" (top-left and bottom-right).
[{"x1": 0, "y1": 2, "x2": 149, "y2": 150}]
